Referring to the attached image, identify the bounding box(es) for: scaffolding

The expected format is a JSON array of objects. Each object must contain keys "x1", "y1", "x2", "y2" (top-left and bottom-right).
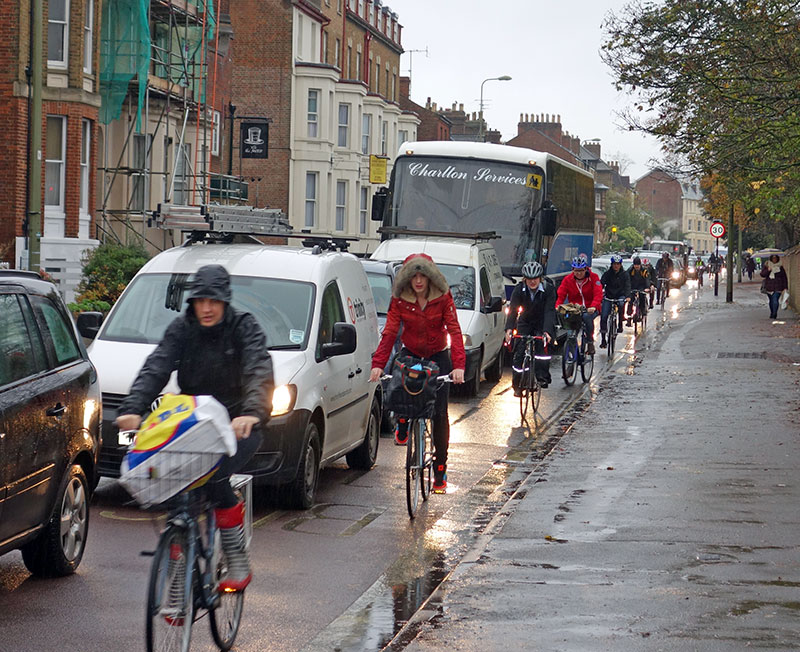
[{"x1": 98, "y1": 0, "x2": 245, "y2": 252}]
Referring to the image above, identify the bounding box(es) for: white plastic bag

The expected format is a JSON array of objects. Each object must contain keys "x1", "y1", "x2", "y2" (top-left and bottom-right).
[
  {"x1": 780, "y1": 289, "x2": 789, "y2": 310},
  {"x1": 120, "y1": 394, "x2": 237, "y2": 506}
]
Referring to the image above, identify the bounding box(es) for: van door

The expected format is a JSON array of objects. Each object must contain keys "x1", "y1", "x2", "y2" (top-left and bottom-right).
[
  {"x1": 315, "y1": 281, "x2": 356, "y2": 458},
  {"x1": 479, "y1": 248, "x2": 506, "y2": 364}
]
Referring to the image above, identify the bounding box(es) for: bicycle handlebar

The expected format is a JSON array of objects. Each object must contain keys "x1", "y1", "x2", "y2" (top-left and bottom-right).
[{"x1": 379, "y1": 374, "x2": 453, "y2": 383}]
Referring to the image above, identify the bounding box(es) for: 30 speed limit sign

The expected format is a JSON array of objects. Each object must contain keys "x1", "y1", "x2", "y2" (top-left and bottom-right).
[{"x1": 710, "y1": 222, "x2": 726, "y2": 238}]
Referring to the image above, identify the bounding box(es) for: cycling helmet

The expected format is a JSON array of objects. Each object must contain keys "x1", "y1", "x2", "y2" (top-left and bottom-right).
[
  {"x1": 571, "y1": 255, "x2": 588, "y2": 269},
  {"x1": 610, "y1": 254, "x2": 623, "y2": 264},
  {"x1": 521, "y1": 261, "x2": 544, "y2": 279}
]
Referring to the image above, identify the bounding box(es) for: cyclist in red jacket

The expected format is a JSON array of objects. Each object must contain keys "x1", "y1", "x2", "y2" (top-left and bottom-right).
[
  {"x1": 370, "y1": 253, "x2": 465, "y2": 492},
  {"x1": 555, "y1": 255, "x2": 603, "y2": 355}
]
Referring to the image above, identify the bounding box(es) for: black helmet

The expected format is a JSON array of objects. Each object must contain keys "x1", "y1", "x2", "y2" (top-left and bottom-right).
[{"x1": 188, "y1": 265, "x2": 232, "y2": 303}]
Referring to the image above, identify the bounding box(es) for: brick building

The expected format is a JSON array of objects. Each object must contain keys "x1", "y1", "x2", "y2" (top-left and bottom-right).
[
  {"x1": 634, "y1": 168, "x2": 684, "y2": 235},
  {"x1": 0, "y1": 0, "x2": 101, "y2": 298},
  {"x1": 397, "y1": 77, "x2": 450, "y2": 142}
]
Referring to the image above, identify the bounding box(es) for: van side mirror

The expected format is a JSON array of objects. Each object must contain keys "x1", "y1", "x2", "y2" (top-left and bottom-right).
[
  {"x1": 541, "y1": 206, "x2": 558, "y2": 236},
  {"x1": 76, "y1": 311, "x2": 104, "y2": 340},
  {"x1": 371, "y1": 188, "x2": 388, "y2": 221},
  {"x1": 482, "y1": 296, "x2": 504, "y2": 314},
  {"x1": 320, "y1": 322, "x2": 357, "y2": 358}
]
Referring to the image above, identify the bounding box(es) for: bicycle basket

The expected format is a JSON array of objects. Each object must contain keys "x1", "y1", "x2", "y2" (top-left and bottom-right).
[
  {"x1": 385, "y1": 354, "x2": 440, "y2": 419},
  {"x1": 558, "y1": 304, "x2": 584, "y2": 330},
  {"x1": 119, "y1": 394, "x2": 237, "y2": 507}
]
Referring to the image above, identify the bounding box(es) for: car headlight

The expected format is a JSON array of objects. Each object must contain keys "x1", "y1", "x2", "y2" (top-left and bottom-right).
[
  {"x1": 671, "y1": 271, "x2": 680, "y2": 279},
  {"x1": 688, "y1": 266, "x2": 695, "y2": 273},
  {"x1": 462, "y1": 333, "x2": 473, "y2": 348},
  {"x1": 271, "y1": 384, "x2": 297, "y2": 417}
]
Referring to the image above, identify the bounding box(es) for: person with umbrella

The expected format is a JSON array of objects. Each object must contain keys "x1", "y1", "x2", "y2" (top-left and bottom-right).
[{"x1": 760, "y1": 253, "x2": 788, "y2": 319}]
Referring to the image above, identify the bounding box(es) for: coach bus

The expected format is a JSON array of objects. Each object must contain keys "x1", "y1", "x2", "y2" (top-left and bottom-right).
[{"x1": 372, "y1": 141, "x2": 595, "y2": 291}]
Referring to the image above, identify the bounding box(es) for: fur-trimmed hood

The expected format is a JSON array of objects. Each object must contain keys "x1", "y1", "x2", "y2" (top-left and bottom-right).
[{"x1": 393, "y1": 253, "x2": 450, "y2": 302}]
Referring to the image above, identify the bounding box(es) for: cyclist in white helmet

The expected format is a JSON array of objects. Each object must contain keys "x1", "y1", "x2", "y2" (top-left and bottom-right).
[{"x1": 505, "y1": 261, "x2": 556, "y2": 394}]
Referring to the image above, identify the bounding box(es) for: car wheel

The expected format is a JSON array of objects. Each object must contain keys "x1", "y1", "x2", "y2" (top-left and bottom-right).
[
  {"x1": 282, "y1": 420, "x2": 320, "y2": 510},
  {"x1": 463, "y1": 352, "x2": 482, "y2": 397},
  {"x1": 484, "y1": 347, "x2": 503, "y2": 383},
  {"x1": 346, "y1": 397, "x2": 380, "y2": 470},
  {"x1": 21, "y1": 464, "x2": 90, "y2": 577}
]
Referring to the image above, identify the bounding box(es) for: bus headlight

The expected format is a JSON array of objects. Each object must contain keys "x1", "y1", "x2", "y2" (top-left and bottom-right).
[{"x1": 271, "y1": 384, "x2": 297, "y2": 417}]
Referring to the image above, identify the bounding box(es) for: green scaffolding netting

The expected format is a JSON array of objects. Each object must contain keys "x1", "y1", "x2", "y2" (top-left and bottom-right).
[{"x1": 100, "y1": 0, "x2": 217, "y2": 127}]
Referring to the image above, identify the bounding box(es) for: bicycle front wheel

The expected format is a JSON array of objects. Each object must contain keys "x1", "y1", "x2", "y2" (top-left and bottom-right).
[
  {"x1": 580, "y1": 339, "x2": 594, "y2": 382},
  {"x1": 147, "y1": 526, "x2": 194, "y2": 652},
  {"x1": 562, "y1": 337, "x2": 578, "y2": 386},
  {"x1": 209, "y1": 538, "x2": 244, "y2": 651},
  {"x1": 419, "y1": 419, "x2": 433, "y2": 501},
  {"x1": 607, "y1": 311, "x2": 617, "y2": 358},
  {"x1": 519, "y1": 364, "x2": 532, "y2": 420},
  {"x1": 406, "y1": 419, "x2": 422, "y2": 518}
]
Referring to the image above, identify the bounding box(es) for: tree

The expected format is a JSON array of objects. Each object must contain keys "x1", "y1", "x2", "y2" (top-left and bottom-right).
[
  {"x1": 602, "y1": 1, "x2": 800, "y2": 247},
  {"x1": 71, "y1": 242, "x2": 149, "y2": 311}
]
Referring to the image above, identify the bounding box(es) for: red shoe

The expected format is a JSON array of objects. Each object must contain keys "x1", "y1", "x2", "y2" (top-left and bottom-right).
[
  {"x1": 394, "y1": 421, "x2": 408, "y2": 446},
  {"x1": 433, "y1": 464, "x2": 447, "y2": 493}
]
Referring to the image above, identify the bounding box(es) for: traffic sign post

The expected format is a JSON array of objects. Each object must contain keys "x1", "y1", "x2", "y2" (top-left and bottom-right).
[{"x1": 710, "y1": 221, "x2": 726, "y2": 296}]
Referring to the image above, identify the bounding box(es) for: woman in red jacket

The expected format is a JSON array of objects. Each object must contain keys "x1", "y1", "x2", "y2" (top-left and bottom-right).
[
  {"x1": 555, "y1": 255, "x2": 603, "y2": 355},
  {"x1": 370, "y1": 253, "x2": 466, "y2": 492}
]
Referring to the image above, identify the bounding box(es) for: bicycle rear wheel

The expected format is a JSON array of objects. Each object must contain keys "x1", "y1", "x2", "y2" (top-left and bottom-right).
[
  {"x1": 419, "y1": 419, "x2": 433, "y2": 501},
  {"x1": 209, "y1": 533, "x2": 244, "y2": 651},
  {"x1": 562, "y1": 337, "x2": 578, "y2": 386},
  {"x1": 406, "y1": 419, "x2": 422, "y2": 518},
  {"x1": 147, "y1": 526, "x2": 194, "y2": 652}
]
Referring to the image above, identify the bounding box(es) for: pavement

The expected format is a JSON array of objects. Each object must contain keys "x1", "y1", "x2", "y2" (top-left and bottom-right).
[{"x1": 391, "y1": 279, "x2": 800, "y2": 652}]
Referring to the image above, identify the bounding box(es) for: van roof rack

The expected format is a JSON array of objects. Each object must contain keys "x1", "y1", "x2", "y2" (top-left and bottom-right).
[
  {"x1": 150, "y1": 204, "x2": 292, "y2": 239},
  {"x1": 285, "y1": 232, "x2": 358, "y2": 253},
  {"x1": 378, "y1": 226, "x2": 499, "y2": 241}
]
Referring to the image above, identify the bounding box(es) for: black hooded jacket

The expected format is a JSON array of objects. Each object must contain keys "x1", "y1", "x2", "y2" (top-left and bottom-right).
[{"x1": 118, "y1": 266, "x2": 274, "y2": 422}]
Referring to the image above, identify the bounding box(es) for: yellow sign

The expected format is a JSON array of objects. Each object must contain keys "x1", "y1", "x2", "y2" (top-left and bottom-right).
[
  {"x1": 526, "y1": 173, "x2": 542, "y2": 190},
  {"x1": 369, "y1": 155, "x2": 388, "y2": 184}
]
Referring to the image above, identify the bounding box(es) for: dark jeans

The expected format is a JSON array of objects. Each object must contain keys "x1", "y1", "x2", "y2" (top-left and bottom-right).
[
  {"x1": 511, "y1": 334, "x2": 551, "y2": 388},
  {"x1": 207, "y1": 426, "x2": 262, "y2": 508},
  {"x1": 395, "y1": 347, "x2": 452, "y2": 468},
  {"x1": 581, "y1": 311, "x2": 598, "y2": 340},
  {"x1": 768, "y1": 291, "x2": 781, "y2": 318}
]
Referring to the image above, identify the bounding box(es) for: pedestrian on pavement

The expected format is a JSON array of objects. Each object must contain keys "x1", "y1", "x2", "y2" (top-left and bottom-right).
[
  {"x1": 116, "y1": 264, "x2": 274, "y2": 592},
  {"x1": 505, "y1": 261, "x2": 557, "y2": 395},
  {"x1": 760, "y1": 254, "x2": 788, "y2": 319},
  {"x1": 370, "y1": 253, "x2": 466, "y2": 493},
  {"x1": 745, "y1": 255, "x2": 756, "y2": 280}
]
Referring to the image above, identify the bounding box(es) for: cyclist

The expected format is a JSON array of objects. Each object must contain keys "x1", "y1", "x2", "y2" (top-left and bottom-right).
[
  {"x1": 116, "y1": 264, "x2": 274, "y2": 592},
  {"x1": 655, "y1": 252, "x2": 674, "y2": 304},
  {"x1": 627, "y1": 256, "x2": 653, "y2": 324},
  {"x1": 369, "y1": 253, "x2": 466, "y2": 493},
  {"x1": 599, "y1": 254, "x2": 631, "y2": 347},
  {"x1": 695, "y1": 256, "x2": 706, "y2": 286},
  {"x1": 504, "y1": 261, "x2": 556, "y2": 395},
  {"x1": 555, "y1": 254, "x2": 602, "y2": 356}
]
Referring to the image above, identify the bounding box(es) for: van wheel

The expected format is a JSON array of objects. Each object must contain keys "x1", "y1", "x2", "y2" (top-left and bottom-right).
[
  {"x1": 484, "y1": 347, "x2": 503, "y2": 383},
  {"x1": 463, "y1": 352, "x2": 482, "y2": 397},
  {"x1": 282, "y1": 421, "x2": 320, "y2": 510},
  {"x1": 21, "y1": 464, "x2": 89, "y2": 577},
  {"x1": 347, "y1": 398, "x2": 380, "y2": 470}
]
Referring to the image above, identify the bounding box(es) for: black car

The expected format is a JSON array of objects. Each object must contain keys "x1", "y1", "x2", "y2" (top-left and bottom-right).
[{"x1": 0, "y1": 270, "x2": 101, "y2": 576}]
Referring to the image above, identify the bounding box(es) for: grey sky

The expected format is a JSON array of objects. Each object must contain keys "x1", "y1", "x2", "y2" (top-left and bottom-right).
[{"x1": 390, "y1": 0, "x2": 662, "y2": 181}]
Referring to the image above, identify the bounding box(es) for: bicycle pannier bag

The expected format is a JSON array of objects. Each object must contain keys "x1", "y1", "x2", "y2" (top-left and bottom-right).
[
  {"x1": 120, "y1": 394, "x2": 237, "y2": 506},
  {"x1": 385, "y1": 354, "x2": 440, "y2": 419}
]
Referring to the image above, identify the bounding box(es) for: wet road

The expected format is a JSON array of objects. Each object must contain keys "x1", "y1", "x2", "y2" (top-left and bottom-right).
[{"x1": 0, "y1": 283, "x2": 699, "y2": 652}]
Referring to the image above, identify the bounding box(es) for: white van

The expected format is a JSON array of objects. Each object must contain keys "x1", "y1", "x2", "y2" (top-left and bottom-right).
[
  {"x1": 369, "y1": 236, "x2": 506, "y2": 396},
  {"x1": 81, "y1": 242, "x2": 381, "y2": 509}
]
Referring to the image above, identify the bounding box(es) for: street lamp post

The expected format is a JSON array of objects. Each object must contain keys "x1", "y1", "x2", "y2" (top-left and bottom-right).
[{"x1": 478, "y1": 75, "x2": 511, "y2": 142}]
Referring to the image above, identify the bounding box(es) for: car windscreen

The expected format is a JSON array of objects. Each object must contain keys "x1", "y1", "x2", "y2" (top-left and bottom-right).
[
  {"x1": 366, "y1": 271, "x2": 393, "y2": 315},
  {"x1": 438, "y1": 264, "x2": 475, "y2": 310},
  {"x1": 100, "y1": 273, "x2": 315, "y2": 350}
]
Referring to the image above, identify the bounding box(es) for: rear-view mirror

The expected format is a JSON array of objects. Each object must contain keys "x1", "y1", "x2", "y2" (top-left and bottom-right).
[
  {"x1": 76, "y1": 311, "x2": 104, "y2": 340},
  {"x1": 320, "y1": 322, "x2": 357, "y2": 358}
]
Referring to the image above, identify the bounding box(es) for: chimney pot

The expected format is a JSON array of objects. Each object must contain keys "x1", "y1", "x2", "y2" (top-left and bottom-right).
[{"x1": 459, "y1": 103, "x2": 464, "y2": 112}]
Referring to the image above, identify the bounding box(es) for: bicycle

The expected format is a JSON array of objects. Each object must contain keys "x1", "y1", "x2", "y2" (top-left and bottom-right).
[
  {"x1": 120, "y1": 434, "x2": 250, "y2": 652},
  {"x1": 382, "y1": 373, "x2": 452, "y2": 519},
  {"x1": 628, "y1": 289, "x2": 649, "y2": 336},
  {"x1": 602, "y1": 297, "x2": 626, "y2": 358},
  {"x1": 657, "y1": 277, "x2": 670, "y2": 310},
  {"x1": 557, "y1": 305, "x2": 594, "y2": 386},
  {"x1": 512, "y1": 334, "x2": 547, "y2": 422}
]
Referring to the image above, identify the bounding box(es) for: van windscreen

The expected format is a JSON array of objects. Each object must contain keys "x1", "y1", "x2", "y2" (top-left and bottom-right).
[{"x1": 100, "y1": 273, "x2": 315, "y2": 349}]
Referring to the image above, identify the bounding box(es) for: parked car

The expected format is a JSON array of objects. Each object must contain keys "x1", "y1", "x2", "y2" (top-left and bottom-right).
[
  {"x1": 370, "y1": 236, "x2": 506, "y2": 397},
  {"x1": 0, "y1": 270, "x2": 101, "y2": 576},
  {"x1": 80, "y1": 242, "x2": 381, "y2": 510}
]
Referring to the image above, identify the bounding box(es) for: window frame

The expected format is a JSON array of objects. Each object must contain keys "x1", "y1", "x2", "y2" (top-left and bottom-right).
[
  {"x1": 45, "y1": 115, "x2": 66, "y2": 213},
  {"x1": 337, "y1": 103, "x2": 350, "y2": 148},
  {"x1": 305, "y1": 171, "x2": 318, "y2": 228},
  {"x1": 359, "y1": 185, "x2": 369, "y2": 234},
  {"x1": 211, "y1": 110, "x2": 221, "y2": 156},
  {"x1": 83, "y1": 0, "x2": 93, "y2": 73},
  {"x1": 335, "y1": 180, "x2": 347, "y2": 232},
  {"x1": 48, "y1": 0, "x2": 70, "y2": 68},
  {"x1": 80, "y1": 119, "x2": 91, "y2": 215},
  {"x1": 361, "y1": 113, "x2": 371, "y2": 155},
  {"x1": 307, "y1": 89, "x2": 319, "y2": 138}
]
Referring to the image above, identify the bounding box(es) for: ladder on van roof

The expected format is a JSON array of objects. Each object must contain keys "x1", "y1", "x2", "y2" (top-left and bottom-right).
[
  {"x1": 378, "y1": 226, "x2": 499, "y2": 241},
  {"x1": 150, "y1": 204, "x2": 292, "y2": 237}
]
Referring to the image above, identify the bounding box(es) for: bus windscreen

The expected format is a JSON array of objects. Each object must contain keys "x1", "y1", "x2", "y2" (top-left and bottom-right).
[{"x1": 390, "y1": 157, "x2": 543, "y2": 273}]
